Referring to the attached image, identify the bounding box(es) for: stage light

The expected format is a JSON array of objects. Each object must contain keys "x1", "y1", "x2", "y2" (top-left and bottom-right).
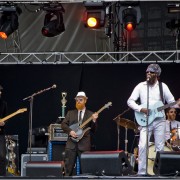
[
  {"x1": 42, "y1": 4, "x2": 65, "y2": 37},
  {"x1": 0, "y1": 7, "x2": 21, "y2": 39},
  {"x1": 123, "y1": 7, "x2": 137, "y2": 31},
  {"x1": 83, "y1": 2, "x2": 105, "y2": 29},
  {"x1": 87, "y1": 17, "x2": 98, "y2": 28},
  {"x1": 119, "y1": 5, "x2": 141, "y2": 32}
]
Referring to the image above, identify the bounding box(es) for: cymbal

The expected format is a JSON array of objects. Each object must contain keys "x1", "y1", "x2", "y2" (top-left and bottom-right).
[{"x1": 118, "y1": 118, "x2": 138, "y2": 130}]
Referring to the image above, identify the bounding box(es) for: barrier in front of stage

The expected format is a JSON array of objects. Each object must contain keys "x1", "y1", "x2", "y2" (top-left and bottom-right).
[
  {"x1": 153, "y1": 151, "x2": 180, "y2": 176},
  {"x1": 81, "y1": 151, "x2": 133, "y2": 176}
]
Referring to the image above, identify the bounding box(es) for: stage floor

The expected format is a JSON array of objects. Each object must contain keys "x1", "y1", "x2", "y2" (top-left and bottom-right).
[{"x1": 0, "y1": 175, "x2": 180, "y2": 180}]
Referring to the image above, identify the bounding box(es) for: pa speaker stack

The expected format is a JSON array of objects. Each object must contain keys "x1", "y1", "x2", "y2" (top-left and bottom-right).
[
  {"x1": 153, "y1": 151, "x2": 180, "y2": 176},
  {"x1": 81, "y1": 151, "x2": 132, "y2": 176}
]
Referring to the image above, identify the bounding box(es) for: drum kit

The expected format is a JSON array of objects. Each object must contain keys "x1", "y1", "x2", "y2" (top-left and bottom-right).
[
  {"x1": 170, "y1": 127, "x2": 180, "y2": 151},
  {"x1": 114, "y1": 117, "x2": 180, "y2": 175},
  {"x1": 115, "y1": 117, "x2": 138, "y2": 154}
]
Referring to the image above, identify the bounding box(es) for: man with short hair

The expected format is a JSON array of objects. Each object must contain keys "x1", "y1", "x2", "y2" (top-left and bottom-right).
[
  {"x1": 61, "y1": 91, "x2": 98, "y2": 176},
  {"x1": 127, "y1": 64, "x2": 180, "y2": 175},
  {"x1": 165, "y1": 107, "x2": 180, "y2": 150}
]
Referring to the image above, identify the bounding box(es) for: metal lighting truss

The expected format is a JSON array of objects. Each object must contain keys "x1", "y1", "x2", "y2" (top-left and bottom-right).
[{"x1": 0, "y1": 50, "x2": 180, "y2": 64}]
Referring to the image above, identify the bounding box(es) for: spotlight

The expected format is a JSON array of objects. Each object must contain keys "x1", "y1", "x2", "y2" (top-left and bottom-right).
[
  {"x1": 83, "y1": 2, "x2": 105, "y2": 29},
  {"x1": 0, "y1": 6, "x2": 21, "y2": 39},
  {"x1": 123, "y1": 7, "x2": 137, "y2": 31},
  {"x1": 119, "y1": 5, "x2": 141, "y2": 32},
  {"x1": 42, "y1": 4, "x2": 65, "y2": 37}
]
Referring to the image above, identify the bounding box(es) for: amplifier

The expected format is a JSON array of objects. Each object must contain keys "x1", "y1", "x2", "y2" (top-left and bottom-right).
[
  {"x1": 21, "y1": 153, "x2": 48, "y2": 176},
  {"x1": 48, "y1": 124, "x2": 68, "y2": 141}
]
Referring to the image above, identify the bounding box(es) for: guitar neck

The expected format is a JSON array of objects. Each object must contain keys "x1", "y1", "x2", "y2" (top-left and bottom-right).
[
  {"x1": 0, "y1": 111, "x2": 20, "y2": 123},
  {"x1": 157, "y1": 100, "x2": 178, "y2": 112},
  {"x1": 80, "y1": 106, "x2": 106, "y2": 128}
]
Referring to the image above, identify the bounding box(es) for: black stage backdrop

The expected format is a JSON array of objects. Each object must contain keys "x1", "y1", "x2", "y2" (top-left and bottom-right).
[{"x1": 0, "y1": 63, "x2": 179, "y2": 158}]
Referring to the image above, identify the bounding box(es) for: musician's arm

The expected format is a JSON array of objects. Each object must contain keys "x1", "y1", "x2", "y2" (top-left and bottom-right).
[
  {"x1": 163, "y1": 83, "x2": 179, "y2": 108},
  {"x1": 127, "y1": 84, "x2": 142, "y2": 112}
]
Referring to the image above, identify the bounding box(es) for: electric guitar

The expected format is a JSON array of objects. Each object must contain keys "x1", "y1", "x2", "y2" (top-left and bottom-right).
[
  {"x1": 0, "y1": 108, "x2": 27, "y2": 123},
  {"x1": 135, "y1": 100, "x2": 179, "y2": 126},
  {"x1": 70, "y1": 102, "x2": 112, "y2": 142}
]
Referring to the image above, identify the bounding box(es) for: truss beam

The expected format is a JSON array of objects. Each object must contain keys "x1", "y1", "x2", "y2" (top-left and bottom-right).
[{"x1": 0, "y1": 50, "x2": 180, "y2": 64}]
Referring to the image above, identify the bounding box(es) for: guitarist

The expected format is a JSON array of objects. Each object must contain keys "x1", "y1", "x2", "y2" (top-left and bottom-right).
[
  {"x1": 127, "y1": 64, "x2": 180, "y2": 176},
  {"x1": 0, "y1": 85, "x2": 8, "y2": 176},
  {"x1": 61, "y1": 91, "x2": 98, "y2": 176}
]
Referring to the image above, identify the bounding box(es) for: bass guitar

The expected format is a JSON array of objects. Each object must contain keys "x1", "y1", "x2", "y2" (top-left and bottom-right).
[
  {"x1": 135, "y1": 100, "x2": 178, "y2": 126},
  {"x1": 70, "y1": 102, "x2": 112, "y2": 142}
]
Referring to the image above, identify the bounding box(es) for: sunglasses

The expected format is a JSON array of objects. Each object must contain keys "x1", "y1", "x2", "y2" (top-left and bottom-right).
[
  {"x1": 146, "y1": 71, "x2": 155, "y2": 74},
  {"x1": 75, "y1": 98, "x2": 84, "y2": 102}
]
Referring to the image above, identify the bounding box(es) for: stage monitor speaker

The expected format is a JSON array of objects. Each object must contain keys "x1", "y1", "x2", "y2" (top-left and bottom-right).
[
  {"x1": 48, "y1": 141, "x2": 66, "y2": 161},
  {"x1": 26, "y1": 161, "x2": 64, "y2": 177},
  {"x1": 153, "y1": 151, "x2": 180, "y2": 176},
  {"x1": 81, "y1": 151, "x2": 132, "y2": 176}
]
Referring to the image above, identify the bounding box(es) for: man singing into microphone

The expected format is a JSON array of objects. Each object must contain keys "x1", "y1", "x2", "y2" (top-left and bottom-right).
[{"x1": 127, "y1": 64, "x2": 180, "y2": 176}]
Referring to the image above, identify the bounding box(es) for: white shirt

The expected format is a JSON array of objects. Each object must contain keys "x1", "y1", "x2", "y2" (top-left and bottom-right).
[
  {"x1": 127, "y1": 81, "x2": 176, "y2": 112},
  {"x1": 78, "y1": 108, "x2": 85, "y2": 122}
]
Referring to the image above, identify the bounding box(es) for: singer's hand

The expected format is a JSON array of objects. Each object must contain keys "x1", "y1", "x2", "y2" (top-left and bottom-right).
[{"x1": 140, "y1": 108, "x2": 149, "y2": 115}]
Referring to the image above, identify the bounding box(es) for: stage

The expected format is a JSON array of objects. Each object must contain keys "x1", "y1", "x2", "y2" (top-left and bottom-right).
[{"x1": 1, "y1": 175, "x2": 180, "y2": 180}]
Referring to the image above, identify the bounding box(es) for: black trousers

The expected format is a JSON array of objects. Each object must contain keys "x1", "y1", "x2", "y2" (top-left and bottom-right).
[
  {"x1": 64, "y1": 148, "x2": 82, "y2": 176},
  {"x1": 0, "y1": 135, "x2": 6, "y2": 176}
]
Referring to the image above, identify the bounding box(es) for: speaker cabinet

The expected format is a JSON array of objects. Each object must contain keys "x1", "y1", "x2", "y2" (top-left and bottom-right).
[
  {"x1": 81, "y1": 151, "x2": 132, "y2": 176},
  {"x1": 21, "y1": 154, "x2": 48, "y2": 176},
  {"x1": 48, "y1": 141, "x2": 66, "y2": 161},
  {"x1": 26, "y1": 161, "x2": 64, "y2": 177},
  {"x1": 153, "y1": 151, "x2": 180, "y2": 176}
]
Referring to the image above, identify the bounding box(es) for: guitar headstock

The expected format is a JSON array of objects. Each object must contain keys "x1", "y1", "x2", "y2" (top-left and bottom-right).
[
  {"x1": 17, "y1": 108, "x2": 27, "y2": 113},
  {"x1": 105, "y1": 102, "x2": 112, "y2": 109}
]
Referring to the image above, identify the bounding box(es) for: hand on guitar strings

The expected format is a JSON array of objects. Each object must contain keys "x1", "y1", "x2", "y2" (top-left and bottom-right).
[
  {"x1": 140, "y1": 108, "x2": 149, "y2": 116},
  {"x1": 70, "y1": 130, "x2": 78, "y2": 138}
]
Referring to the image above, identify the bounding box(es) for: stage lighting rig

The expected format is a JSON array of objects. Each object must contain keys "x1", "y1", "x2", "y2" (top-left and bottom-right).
[
  {"x1": 41, "y1": 3, "x2": 65, "y2": 37},
  {"x1": 119, "y1": 4, "x2": 141, "y2": 32},
  {"x1": 83, "y1": 2, "x2": 105, "y2": 29},
  {"x1": 0, "y1": 5, "x2": 22, "y2": 39}
]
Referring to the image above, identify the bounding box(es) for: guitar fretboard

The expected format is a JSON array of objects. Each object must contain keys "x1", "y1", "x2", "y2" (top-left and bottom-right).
[{"x1": 157, "y1": 101, "x2": 178, "y2": 112}]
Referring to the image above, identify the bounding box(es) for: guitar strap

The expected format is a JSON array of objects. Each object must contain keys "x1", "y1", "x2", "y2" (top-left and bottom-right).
[{"x1": 159, "y1": 81, "x2": 164, "y2": 104}]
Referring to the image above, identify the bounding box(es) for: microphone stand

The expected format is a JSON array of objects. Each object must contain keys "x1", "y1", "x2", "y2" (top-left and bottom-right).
[
  {"x1": 145, "y1": 80, "x2": 150, "y2": 175},
  {"x1": 23, "y1": 85, "x2": 56, "y2": 161},
  {"x1": 113, "y1": 108, "x2": 130, "y2": 151}
]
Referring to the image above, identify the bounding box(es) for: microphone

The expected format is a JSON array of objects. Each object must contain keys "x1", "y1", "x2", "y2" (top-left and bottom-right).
[
  {"x1": 147, "y1": 77, "x2": 150, "y2": 82},
  {"x1": 52, "y1": 84, "x2": 57, "y2": 89}
]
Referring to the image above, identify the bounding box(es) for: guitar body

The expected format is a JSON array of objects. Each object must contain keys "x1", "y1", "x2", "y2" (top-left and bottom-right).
[
  {"x1": 135, "y1": 101, "x2": 165, "y2": 126},
  {"x1": 69, "y1": 123, "x2": 91, "y2": 142}
]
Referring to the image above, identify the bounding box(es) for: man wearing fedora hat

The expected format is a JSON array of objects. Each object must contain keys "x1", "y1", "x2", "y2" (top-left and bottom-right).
[
  {"x1": 127, "y1": 64, "x2": 180, "y2": 176},
  {"x1": 0, "y1": 85, "x2": 8, "y2": 176},
  {"x1": 61, "y1": 91, "x2": 98, "y2": 176}
]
